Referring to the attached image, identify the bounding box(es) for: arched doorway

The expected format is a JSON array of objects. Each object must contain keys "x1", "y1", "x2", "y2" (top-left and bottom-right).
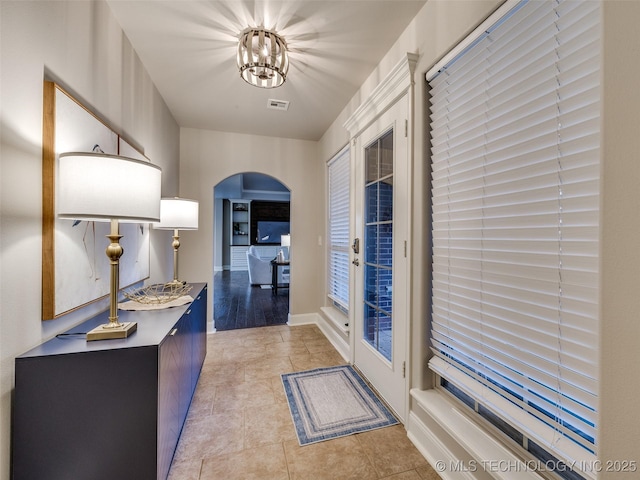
[{"x1": 213, "y1": 172, "x2": 291, "y2": 330}]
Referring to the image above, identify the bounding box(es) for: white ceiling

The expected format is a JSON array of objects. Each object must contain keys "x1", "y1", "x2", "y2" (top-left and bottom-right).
[{"x1": 106, "y1": 0, "x2": 426, "y2": 141}]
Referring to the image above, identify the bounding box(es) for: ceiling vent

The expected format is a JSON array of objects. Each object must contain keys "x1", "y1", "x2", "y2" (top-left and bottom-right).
[{"x1": 267, "y1": 99, "x2": 290, "y2": 111}]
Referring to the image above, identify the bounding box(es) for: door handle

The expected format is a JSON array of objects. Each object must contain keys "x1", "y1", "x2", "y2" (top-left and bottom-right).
[
  {"x1": 352, "y1": 258, "x2": 360, "y2": 266},
  {"x1": 352, "y1": 238, "x2": 360, "y2": 254}
]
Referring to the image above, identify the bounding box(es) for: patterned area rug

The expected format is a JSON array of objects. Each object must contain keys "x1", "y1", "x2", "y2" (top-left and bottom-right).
[{"x1": 282, "y1": 365, "x2": 399, "y2": 446}]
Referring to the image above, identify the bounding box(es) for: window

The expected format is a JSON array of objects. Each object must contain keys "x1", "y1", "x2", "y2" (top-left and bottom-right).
[
  {"x1": 364, "y1": 129, "x2": 394, "y2": 360},
  {"x1": 328, "y1": 145, "x2": 350, "y2": 312},
  {"x1": 428, "y1": 0, "x2": 600, "y2": 475}
]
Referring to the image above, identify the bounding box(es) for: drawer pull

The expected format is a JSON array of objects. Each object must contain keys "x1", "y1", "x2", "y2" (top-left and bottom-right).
[{"x1": 169, "y1": 328, "x2": 178, "y2": 336}]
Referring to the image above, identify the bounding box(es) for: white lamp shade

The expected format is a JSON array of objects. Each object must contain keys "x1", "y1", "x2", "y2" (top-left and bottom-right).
[
  {"x1": 280, "y1": 234, "x2": 290, "y2": 247},
  {"x1": 57, "y1": 152, "x2": 162, "y2": 222},
  {"x1": 153, "y1": 198, "x2": 199, "y2": 230}
]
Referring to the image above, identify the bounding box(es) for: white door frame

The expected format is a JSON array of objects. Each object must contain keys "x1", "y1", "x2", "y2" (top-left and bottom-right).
[
  {"x1": 344, "y1": 53, "x2": 417, "y2": 422},
  {"x1": 353, "y1": 99, "x2": 409, "y2": 421}
]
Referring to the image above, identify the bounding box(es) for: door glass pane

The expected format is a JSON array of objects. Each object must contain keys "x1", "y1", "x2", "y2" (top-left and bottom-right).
[
  {"x1": 378, "y1": 311, "x2": 392, "y2": 360},
  {"x1": 380, "y1": 131, "x2": 394, "y2": 177},
  {"x1": 378, "y1": 267, "x2": 392, "y2": 316},
  {"x1": 379, "y1": 177, "x2": 393, "y2": 221},
  {"x1": 365, "y1": 183, "x2": 378, "y2": 223},
  {"x1": 365, "y1": 224, "x2": 378, "y2": 264},
  {"x1": 366, "y1": 145, "x2": 379, "y2": 183},
  {"x1": 363, "y1": 265, "x2": 392, "y2": 359},
  {"x1": 379, "y1": 223, "x2": 392, "y2": 267},
  {"x1": 364, "y1": 264, "x2": 378, "y2": 304},
  {"x1": 364, "y1": 303, "x2": 378, "y2": 346},
  {"x1": 363, "y1": 128, "x2": 393, "y2": 361}
]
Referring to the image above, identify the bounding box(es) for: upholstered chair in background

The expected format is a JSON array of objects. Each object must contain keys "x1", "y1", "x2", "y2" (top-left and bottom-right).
[{"x1": 246, "y1": 246, "x2": 272, "y2": 285}]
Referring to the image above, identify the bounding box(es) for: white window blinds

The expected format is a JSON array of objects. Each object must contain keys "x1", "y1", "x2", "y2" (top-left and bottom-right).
[
  {"x1": 328, "y1": 146, "x2": 351, "y2": 310},
  {"x1": 428, "y1": 0, "x2": 600, "y2": 469}
]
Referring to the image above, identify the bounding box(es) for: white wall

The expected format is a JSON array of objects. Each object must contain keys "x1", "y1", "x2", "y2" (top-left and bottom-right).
[
  {"x1": 179, "y1": 128, "x2": 323, "y2": 330},
  {"x1": 0, "y1": 2, "x2": 179, "y2": 479},
  {"x1": 600, "y1": 1, "x2": 640, "y2": 473}
]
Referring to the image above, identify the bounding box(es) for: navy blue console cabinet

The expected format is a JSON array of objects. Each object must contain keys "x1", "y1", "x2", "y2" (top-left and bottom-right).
[{"x1": 12, "y1": 283, "x2": 207, "y2": 480}]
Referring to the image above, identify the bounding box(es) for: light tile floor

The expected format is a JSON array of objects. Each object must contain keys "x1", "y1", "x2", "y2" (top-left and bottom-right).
[{"x1": 168, "y1": 324, "x2": 441, "y2": 480}]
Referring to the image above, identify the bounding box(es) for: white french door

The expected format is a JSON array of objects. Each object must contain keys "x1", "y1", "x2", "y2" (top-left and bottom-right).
[{"x1": 352, "y1": 96, "x2": 409, "y2": 421}]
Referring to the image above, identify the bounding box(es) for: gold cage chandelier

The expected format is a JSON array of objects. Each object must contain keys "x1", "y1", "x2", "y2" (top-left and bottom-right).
[{"x1": 237, "y1": 27, "x2": 289, "y2": 88}]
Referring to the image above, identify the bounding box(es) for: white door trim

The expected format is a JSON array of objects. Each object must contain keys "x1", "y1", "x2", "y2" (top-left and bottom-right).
[
  {"x1": 344, "y1": 52, "x2": 417, "y2": 422},
  {"x1": 344, "y1": 52, "x2": 418, "y2": 137}
]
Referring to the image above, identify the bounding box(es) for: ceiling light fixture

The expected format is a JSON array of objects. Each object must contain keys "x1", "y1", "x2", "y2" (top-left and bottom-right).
[{"x1": 237, "y1": 27, "x2": 288, "y2": 88}]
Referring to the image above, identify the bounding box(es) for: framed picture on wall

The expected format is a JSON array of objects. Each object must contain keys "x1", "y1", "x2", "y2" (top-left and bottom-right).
[{"x1": 41, "y1": 81, "x2": 151, "y2": 320}]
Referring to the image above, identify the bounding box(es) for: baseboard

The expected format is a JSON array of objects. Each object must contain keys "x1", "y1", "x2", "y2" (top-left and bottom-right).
[
  {"x1": 287, "y1": 312, "x2": 318, "y2": 326},
  {"x1": 288, "y1": 312, "x2": 350, "y2": 363},
  {"x1": 320, "y1": 306, "x2": 349, "y2": 335},
  {"x1": 407, "y1": 389, "x2": 543, "y2": 480},
  {"x1": 315, "y1": 315, "x2": 350, "y2": 362}
]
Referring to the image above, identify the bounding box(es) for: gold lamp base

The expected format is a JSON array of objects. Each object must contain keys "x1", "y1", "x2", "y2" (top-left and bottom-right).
[{"x1": 86, "y1": 321, "x2": 137, "y2": 341}]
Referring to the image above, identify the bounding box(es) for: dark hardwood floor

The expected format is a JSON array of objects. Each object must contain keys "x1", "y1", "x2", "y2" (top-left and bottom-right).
[{"x1": 213, "y1": 270, "x2": 289, "y2": 331}]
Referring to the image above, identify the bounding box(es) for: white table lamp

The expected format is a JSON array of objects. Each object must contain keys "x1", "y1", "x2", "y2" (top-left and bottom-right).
[
  {"x1": 57, "y1": 152, "x2": 162, "y2": 341},
  {"x1": 153, "y1": 197, "x2": 199, "y2": 286}
]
